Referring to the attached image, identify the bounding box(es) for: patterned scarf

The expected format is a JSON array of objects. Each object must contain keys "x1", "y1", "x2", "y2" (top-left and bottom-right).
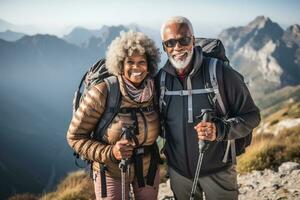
[{"x1": 122, "y1": 76, "x2": 154, "y2": 103}]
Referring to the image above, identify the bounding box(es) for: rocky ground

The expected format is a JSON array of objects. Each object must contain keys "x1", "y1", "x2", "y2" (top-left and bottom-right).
[{"x1": 158, "y1": 162, "x2": 300, "y2": 200}]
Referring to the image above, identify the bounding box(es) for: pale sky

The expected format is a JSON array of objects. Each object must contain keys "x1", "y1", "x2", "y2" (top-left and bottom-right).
[{"x1": 0, "y1": 0, "x2": 299, "y2": 37}]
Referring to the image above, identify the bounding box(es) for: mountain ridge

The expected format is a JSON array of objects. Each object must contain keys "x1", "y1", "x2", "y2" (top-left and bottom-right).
[
  {"x1": 219, "y1": 15, "x2": 300, "y2": 98},
  {"x1": 0, "y1": 30, "x2": 25, "y2": 41},
  {"x1": 1, "y1": 16, "x2": 300, "y2": 199}
]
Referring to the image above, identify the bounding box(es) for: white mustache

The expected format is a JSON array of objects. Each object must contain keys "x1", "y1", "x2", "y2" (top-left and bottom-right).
[
  {"x1": 172, "y1": 51, "x2": 189, "y2": 58},
  {"x1": 168, "y1": 48, "x2": 193, "y2": 70}
]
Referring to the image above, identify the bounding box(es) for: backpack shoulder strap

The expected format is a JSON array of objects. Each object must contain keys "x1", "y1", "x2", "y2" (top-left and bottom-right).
[
  {"x1": 208, "y1": 58, "x2": 237, "y2": 164},
  {"x1": 159, "y1": 70, "x2": 167, "y2": 113},
  {"x1": 93, "y1": 76, "x2": 121, "y2": 141},
  {"x1": 208, "y1": 58, "x2": 227, "y2": 115}
]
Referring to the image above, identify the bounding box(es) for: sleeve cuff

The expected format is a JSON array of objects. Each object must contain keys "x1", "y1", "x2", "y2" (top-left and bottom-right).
[{"x1": 213, "y1": 117, "x2": 228, "y2": 141}]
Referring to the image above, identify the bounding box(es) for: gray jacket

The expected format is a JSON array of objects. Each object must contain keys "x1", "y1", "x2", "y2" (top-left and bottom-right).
[{"x1": 155, "y1": 46, "x2": 261, "y2": 178}]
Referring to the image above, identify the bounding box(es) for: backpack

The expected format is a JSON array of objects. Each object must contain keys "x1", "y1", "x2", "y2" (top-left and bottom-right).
[
  {"x1": 73, "y1": 59, "x2": 121, "y2": 143},
  {"x1": 159, "y1": 38, "x2": 252, "y2": 164}
]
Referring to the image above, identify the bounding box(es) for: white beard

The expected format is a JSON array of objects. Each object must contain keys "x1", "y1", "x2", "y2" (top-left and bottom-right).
[{"x1": 168, "y1": 48, "x2": 194, "y2": 70}]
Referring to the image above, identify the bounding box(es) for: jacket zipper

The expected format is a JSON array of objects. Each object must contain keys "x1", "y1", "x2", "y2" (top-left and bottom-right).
[{"x1": 181, "y1": 76, "x2": 193, "y2": 178}]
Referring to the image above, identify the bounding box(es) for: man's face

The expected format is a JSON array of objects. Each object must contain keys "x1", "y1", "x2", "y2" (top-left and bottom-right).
[{"x1": 162, "y1": 23, "x2": 195, "y2": 70}]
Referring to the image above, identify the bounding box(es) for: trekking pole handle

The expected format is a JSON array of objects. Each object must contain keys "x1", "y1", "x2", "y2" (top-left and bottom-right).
[
  {"x1": 201, "y1": 109, "x2": 212, "y2": 122},
  {"x1": 121, "y1": 126, "x2": 135, "y2": 141},
  {"x1": 197, "y1": 109, "x2": 213, "y2": 153},
  {"x1": 119, "y1": 127, "x2": 133, "y2": 172}
]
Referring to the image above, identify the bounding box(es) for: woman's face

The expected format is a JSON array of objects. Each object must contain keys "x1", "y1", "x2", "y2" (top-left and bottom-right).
[{"x1": 123, "y1": 51, "x2": 148, "y2": 87}]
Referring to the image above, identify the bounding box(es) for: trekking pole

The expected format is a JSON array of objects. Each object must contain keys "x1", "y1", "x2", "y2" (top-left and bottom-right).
[
  {"x1": 119, "y1": 126, "x2": 133, "y2": 200},
  {"x1": 190, "y1": 109, "x2": 213, "y2": 200}
]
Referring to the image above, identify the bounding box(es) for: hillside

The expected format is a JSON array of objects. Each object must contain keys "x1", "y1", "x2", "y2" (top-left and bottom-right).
[{"x1": 8, "y1": 99, "x2": 300, "y2": 200}]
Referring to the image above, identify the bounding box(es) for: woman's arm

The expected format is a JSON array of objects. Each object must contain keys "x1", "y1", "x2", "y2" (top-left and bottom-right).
[{"x1": 66, "y1": 82, "x2": 114, "y2": 163}]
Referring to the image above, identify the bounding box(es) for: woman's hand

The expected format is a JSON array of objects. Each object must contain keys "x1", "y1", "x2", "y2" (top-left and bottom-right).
[
  {"x1": 112, "y1": 140, "x2": 134, "y2": 160},
  {"x1": 194, "y1": 122, "x2": 217, "y2": 141}
]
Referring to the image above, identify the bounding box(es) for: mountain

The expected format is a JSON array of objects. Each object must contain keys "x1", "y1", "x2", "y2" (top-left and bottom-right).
[
  {"x1": 63, "y1": 26, "x2": 103, "y2": 47},
  {"x1": 62, "y1": 25, "x2": 139, "y2": 62},
  {"x1": 0, "y1": 18, "x2": 38, "y2": 35},
  {"x1": 0, "y1": 24, "x2": 135, "y2": 199},
  {"x1": 63, "y1": 25, "x2": 132, "y2": 48},
  {"x1": 0, "y1": 19, "x2": 17, "y2": 32},
  {"x1": 0, "y1": 35, "x2": 89, "y2": 199},
  {"x1": 0, "y1": 30, "x2": 25, "y2": 41},
  {"x1": 219, "y1": 16, "x2": 300, "y2": 98},
  {"x1": 1, "y1": 18, "x2": 300, "y2": 199}
]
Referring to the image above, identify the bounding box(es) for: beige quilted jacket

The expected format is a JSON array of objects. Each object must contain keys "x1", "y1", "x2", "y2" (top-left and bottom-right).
[{"x1": 66, "y1": 76, "x2": 160, "y2": 180}]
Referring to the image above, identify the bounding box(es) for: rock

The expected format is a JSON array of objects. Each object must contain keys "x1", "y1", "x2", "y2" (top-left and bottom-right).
[
  {"x1": 278, "y1": 162, "x2": 300, "y2": 173},
  {"x1": 158, "y1": 162, "x2": 300, "y2": 200},
  {"x1": 272, "y1": 184, "x2": 281, "y2": 190},
  {"x1": 158, "y1": 179, "x2": 174, "y2": 200}
]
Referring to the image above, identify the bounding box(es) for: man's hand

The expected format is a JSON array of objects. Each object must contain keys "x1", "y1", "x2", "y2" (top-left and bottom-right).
[
  {"x1": 112, "y1": 140, "x2": 134, "y2": 160},
  {"x1": 194, "y1": 122, "x2": 217, "y2": 141}
]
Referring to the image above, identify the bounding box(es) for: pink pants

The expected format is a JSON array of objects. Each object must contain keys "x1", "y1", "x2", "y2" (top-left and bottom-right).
[{"x1": 93, "y1": 169, "x2": 160, "y2": 200}]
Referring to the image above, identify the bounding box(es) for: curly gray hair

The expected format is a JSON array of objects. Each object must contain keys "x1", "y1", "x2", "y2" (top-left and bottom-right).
[{"x1": 105, "y1": 31, "x2": 160, "y2": 76}]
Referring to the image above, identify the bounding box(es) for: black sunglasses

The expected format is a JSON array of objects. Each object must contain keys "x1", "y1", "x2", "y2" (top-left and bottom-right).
[{"x1": 163, "y1": 36, "x2": 192, "y2": 48}]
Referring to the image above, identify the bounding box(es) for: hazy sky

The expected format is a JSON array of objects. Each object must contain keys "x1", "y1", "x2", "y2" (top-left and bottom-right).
[{"x1": 0, "y1": 0, "x2": 299, "y2": 36}]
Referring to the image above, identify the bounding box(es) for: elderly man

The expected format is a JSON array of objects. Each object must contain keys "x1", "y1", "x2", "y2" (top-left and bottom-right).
[{"x1": 156, "y1": 16, "x2": 260, "y2": 200}]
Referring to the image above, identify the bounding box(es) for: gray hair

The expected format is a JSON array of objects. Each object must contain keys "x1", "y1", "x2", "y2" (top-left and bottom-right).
[
  {"x1": 160, "y1": 16, "x2": 194, "y2": 39},
  {"x1": 106, "y1": 31, "x2": 160, "y2": 76}
]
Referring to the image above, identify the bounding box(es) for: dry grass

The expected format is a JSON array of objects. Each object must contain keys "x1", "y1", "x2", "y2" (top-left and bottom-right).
[
  {"x1": 237, "y1": 125, "x2": 300, "y2": 173},
  {"x1": 8, "y1": 193, "x2": 38, "y2": 200},
  {"x1": 264, "y1": 102, "x2": 300, "y2": 122},
  {"x1": 40, "y1": 170, "x2": 95, "y2": 200}
]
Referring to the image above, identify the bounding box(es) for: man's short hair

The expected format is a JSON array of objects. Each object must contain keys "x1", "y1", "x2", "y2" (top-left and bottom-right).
[{"x1": 160, "y1": 16, "x2": 194, "y2": 39}]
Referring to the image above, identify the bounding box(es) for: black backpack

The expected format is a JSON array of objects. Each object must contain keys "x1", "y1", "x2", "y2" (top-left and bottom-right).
[
  {"x1": 73, "y1": 59, "x2": 121, "y2": 142},
  {"x1": 159, "y1": 38, "x2": 252, "y2": 163}
]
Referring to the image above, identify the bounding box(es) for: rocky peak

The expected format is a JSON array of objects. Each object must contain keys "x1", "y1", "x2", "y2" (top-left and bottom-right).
[
  {"x1": 218, "y1": 16, "x2": 300, "y2": 95},
  {"x1": 287, "y1": 24, "x2": 300, "y2": 37},
  {"x1": 246, "y1": 15, "x2": 283, "y2": 38},
  {"x1": 248, "y1": 15, "x2": 271, "y2": 29},
  {"x1": 17, "y1": 34, "x2": 66, "y2": 46}
]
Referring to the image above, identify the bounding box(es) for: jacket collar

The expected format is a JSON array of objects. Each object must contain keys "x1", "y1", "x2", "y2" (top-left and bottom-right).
[
  {"x1": 117, "y1": 75, "x2": 153, "y2": 106},
  {"x1": 162, "y1": 46, "x2": 203, "y2": 77}
]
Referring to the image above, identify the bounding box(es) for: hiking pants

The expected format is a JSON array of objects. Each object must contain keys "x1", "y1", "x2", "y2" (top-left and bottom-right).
[
  {"x1": 93, "y1": 169, "x2": 160, "y2": 200},
  {"x1": 169, "y1": 165, "x2": 238, "y2": 200}
]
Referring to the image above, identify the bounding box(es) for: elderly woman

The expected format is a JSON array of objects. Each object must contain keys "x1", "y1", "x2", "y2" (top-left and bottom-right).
[{"x1": 67, "y1": 31, "x2": 161, "y2": 200}]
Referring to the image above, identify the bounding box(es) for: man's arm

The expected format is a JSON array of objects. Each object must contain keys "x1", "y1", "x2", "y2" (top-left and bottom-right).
[{"x1": 216, "y1": 64, "x2": 261, "y2": 141}]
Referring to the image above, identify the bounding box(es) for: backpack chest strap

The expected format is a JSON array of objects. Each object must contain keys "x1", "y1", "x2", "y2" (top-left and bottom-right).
[
  {"x1": 164, "y1": 88, "x2": 214, "y2": 96},
  {"x1": 165, "y1": 79, "x2": 215, "y2": 123},
  {"x1": 187, "y1": 76, "x2": 193, "y2": 123},
  {"x1": 118, "y1": 105, "x2": 155, "y2": 113}
]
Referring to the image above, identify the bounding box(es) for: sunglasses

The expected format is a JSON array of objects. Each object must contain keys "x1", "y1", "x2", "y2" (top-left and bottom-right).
[{"x1": 163, "y1": 36, "x2": 192, "y2": 48}]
